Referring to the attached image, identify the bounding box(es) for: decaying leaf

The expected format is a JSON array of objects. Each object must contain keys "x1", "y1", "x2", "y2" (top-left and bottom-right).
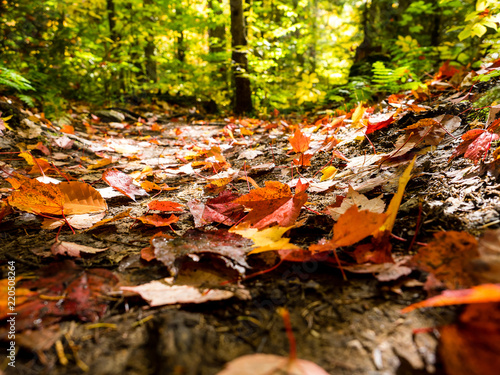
[
  {"x1": 411, "y1": 231, "x2": 479, "y2": 290},
  {"x1": 149, "y1": 229, "x2": 253, "y2": 276},
  {"x1": 7, "y1": 178, "x2": 65, "y2": 215}
]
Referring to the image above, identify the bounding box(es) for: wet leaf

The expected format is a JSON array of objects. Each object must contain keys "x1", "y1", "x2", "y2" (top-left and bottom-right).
[{"x1": 102, "y1": 168, "x2": 148, "y2": 201}]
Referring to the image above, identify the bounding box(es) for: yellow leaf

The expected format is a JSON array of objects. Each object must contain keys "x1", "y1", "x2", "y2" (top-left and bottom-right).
[
  {"x1": 351, "y1": 103, "x2": 366, "y2": 128},
  {"x1": 231, "y1": 225, "x2": 300, "y2": 254},
  {"x1": 320, "y1": 166, "x2": 337, "y2": 181},
  {"x1": 377, "y1": 156, "x2": 416, "y2": 234}
]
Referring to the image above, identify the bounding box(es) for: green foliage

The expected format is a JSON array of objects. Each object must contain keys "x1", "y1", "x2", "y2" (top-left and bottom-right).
[
  {"x1": 0, "y1": 0, "x2": 497, "y2": 115},
  {"x1": 0, "y1": 64, "x2": 35, "y2": 106},
  {"x1": 371, "y1": 61, "x2": 424, "y2": 93}
]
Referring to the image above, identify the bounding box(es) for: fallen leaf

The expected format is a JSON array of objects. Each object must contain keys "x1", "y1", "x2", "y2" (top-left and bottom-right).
[
  {"x1": 411, "y1": 231, "x2": 479, "y2": 290},
  {"x1": 147, "y1": 200, "x2": 184, "y2": 212},
  {"x1": 151, "y1": 229, "x2": 252, "y2": 276},
  {"x1": 41, "y1": 212, "x2": 106, "y2": 230},
  {"x1": 8, "y1": 261, "x2": 118, "y2": 331},
  {"x1": 0, "y1": 278, "x2": 36, "y2": 320},
  {"x1": 134, "y1": 214, "x2": 179, "y2": 227},
  {"x1": 377, "y1": 156, "x2": 415, "y2": 234},
  {"x1": 7, "y1": 178, "x2": 65, "y2": 215},
  {"x1": 234, "y1": 181, "x2": 308, "y2": 229},
  {"x1": 121, "y1": 281, "x2": 235, "y2": 306},
  {"x1": 401, "y1": 284, "x2": 500, "y2": 313},
  {"x1": 188, "y1": 190, "x2": 245, "y2": 227},
  {"x1": 289, "y1": 128, "x2": 310, "y2": 153},
  {"x1": 102, "y1": 168, "x2": 149, "y2": 201},
  {"x1": 324, "y1": 186, "x2": 385, "y2": 221},
  {"x1": 438, "y1": 303, "x2": 500, "y2": 375},
  {"x1": 217, "y1": 354, "x2": 329, "y2": 375},
  {"x1": 232, "y1": 225, "x2": 300, "y2": 254},
  {"x1": 58, "y1": 181, "x2": 108, "y2": 215},
  {"x1": 51, "y1": 241, "x2": 108, "y2": 257},
  {"x1": 332, "y1": 206, "x2": 387, "y2": 247},
  {"x1": 366, "y1": 111, "x2": 396, "y2": 134}
]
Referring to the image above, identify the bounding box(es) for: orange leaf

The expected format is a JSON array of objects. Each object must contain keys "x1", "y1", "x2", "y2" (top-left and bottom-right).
[
  {"x1": 289, "y1": 129, "x2": 310, "y2": 153},
  {"x1": 411, "y1": 231, "x2": 479, "y2": 290},
  {"x1": 7, "y1": 179, "x2": 65, "y2": 215},
  {"x1": 148, "y1": 200, "x2": 184, "y2": 212},
  {"x1": 332, "y1": 206, "x2": 387, "y2": 247},
  {"x1": 58, "y1": 181, "x2": 108, "y2": 215},
  {"x1": 401, "y1": 284, "x2": 500, "y2": 313},
  {"x1": 135, "y1": 214, "x2": 179, "y2": 227},
  {"x1": 234, "y1": 181, "x2": 307, "y2": 229},
  {"x1": 60, "y1": 125, "x2": 75, "y2": 134}
]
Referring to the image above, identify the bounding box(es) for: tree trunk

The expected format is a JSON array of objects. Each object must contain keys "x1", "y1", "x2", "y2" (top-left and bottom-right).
[
  {"x1": 106, "y1": 0, "x2": 118, "y2": 43},
  {"x1": 230, "y1": 0, "x2": 253, "y2": 114}
]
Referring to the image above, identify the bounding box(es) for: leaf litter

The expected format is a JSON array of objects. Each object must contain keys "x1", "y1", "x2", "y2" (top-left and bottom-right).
[{"x1": 2, "y1": 66, "x2": 500, "y2": 374}]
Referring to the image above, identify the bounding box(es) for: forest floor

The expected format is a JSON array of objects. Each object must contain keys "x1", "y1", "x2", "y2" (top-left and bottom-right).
[{"x1": 1, "y1": 70, "x2": 500, "y2": 375}]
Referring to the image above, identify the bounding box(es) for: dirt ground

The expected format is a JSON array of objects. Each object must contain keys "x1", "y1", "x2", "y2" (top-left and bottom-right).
[{"x1": 1, "y1": 83, "x2": 500, "y2": 374}]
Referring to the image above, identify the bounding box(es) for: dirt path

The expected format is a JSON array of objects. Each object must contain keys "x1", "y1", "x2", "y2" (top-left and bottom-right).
[{"x1": 1, "y1": 86, "x2": 499, "y2": 374}]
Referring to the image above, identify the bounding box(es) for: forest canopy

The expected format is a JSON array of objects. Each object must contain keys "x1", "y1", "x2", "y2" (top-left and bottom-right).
[{"x1": 0, "y1": 0, "x2": 499, "y2": 116}]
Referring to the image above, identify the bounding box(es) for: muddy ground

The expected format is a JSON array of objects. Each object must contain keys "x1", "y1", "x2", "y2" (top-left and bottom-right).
[{"x1": 1, "y1": 85, "x2": 499, "y2": 374}]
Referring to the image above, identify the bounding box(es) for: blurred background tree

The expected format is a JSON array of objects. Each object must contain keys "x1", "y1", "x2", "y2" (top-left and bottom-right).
[{"x1": 0, "y1": 0, "x2": 498, "y2": 117}]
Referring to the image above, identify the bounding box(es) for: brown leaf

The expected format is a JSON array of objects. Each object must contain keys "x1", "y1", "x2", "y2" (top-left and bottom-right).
[{"x1": 411, "y1": 231, "x2": 479, "y2": 290}]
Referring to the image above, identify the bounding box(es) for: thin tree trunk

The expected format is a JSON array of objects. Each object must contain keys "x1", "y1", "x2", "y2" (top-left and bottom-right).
[{"x1": 230, "y1": 0, "x2": 253, "y2": 114}]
